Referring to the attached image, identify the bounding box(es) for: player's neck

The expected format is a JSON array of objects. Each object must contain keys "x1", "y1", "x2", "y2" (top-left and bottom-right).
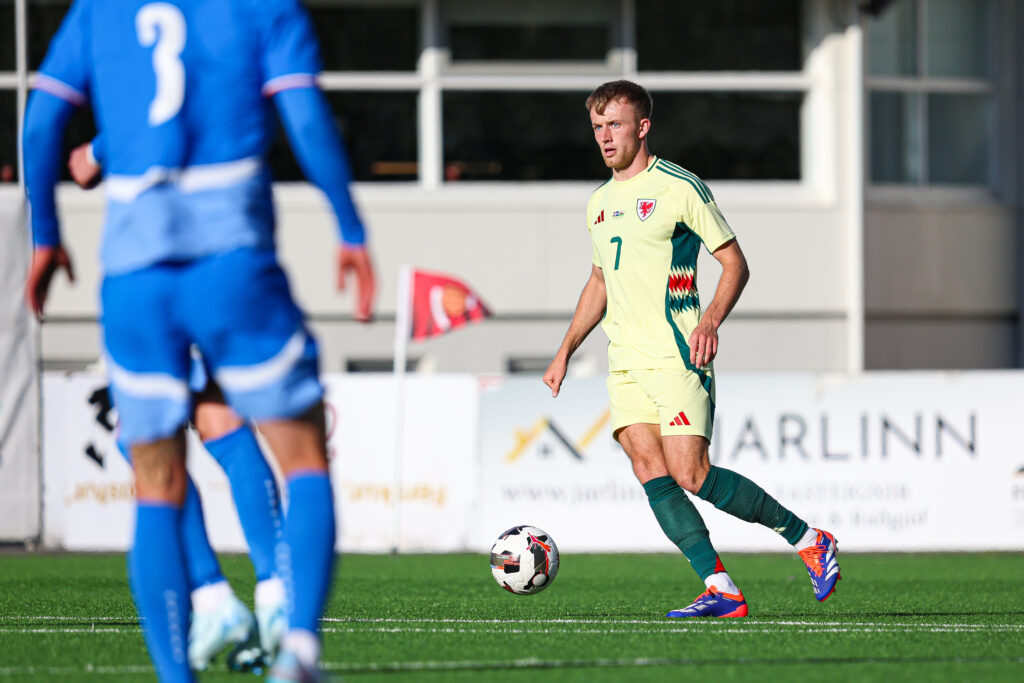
[{"x1": 611, "y1": 146, "x2": 652, "y2": 182}]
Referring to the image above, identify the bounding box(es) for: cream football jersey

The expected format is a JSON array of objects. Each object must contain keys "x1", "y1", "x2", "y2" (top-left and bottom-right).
[{"x1": 587, "y1": 156, "x2": 736, "y2": 373}]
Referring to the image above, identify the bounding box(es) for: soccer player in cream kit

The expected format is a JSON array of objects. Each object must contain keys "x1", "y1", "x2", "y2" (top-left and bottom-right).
[{"x1": 544, "y1": 80, "x2": 840, "y2": 617}]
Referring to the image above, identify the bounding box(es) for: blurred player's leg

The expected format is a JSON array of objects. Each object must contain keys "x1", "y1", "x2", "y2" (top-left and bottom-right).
[
  {"x1": 117, "y1": 441, "x2": 224, "y2": 591},
  {"x1": 195, "y1": 397, "x2": 284, "y2": 583},
  {"x1": 259, "y1": 408, "x2": 335, "y2": 683},
  {"x1": 180, "y1": 476, "x2": 229, "y2": 591},
  {"x1": 119, "y1": 437, "x2": 257, "y2": 671},
  {"x1": 194, "y1": 396, "x2": 286, "y2": 659},
  {"x1": 104, "y1": 265, "x2": 197, "y2": 681},
  {"x1": 128, "y1": 432, "x2": 193, "y2": 682}
]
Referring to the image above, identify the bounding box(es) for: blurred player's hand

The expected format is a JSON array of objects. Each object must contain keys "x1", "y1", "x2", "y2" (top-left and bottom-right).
[
  {"x1": 68, "y1": 142, "x2": 101, "y2": 189},
  {"x1": 26, "y1": 245, "x2": 75, "y2": 319},
  {"x1": 688, "y1": 319, "x2": 719, "y2": 369},
  {"x1": 543, "y1": 356, "x2": 568, "y2": 398},
  {"x1": 337, "y1": 246, "x2": 376, "y2": 323}
]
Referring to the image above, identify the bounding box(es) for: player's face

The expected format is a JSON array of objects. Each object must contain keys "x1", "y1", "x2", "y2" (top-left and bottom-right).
[{"x1": 590, "y1": 98, "x2": 649, "y2": 171}]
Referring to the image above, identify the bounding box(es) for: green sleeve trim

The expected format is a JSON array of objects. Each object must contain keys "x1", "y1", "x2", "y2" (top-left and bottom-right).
[
  {"x1": 655, "y1": 162, "x2": 711, "y2": 204},
  {"x1": 657, "y1": 160, "x2": 714, "y2": 203}
]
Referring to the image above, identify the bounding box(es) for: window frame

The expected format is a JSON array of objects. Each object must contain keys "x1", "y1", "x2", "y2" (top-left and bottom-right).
[
  {"x1": 864, "y1": 0, "x2": 1000, "y2": 197},
  {"x1": 5, "y1": 0, "x2": 833, "y2": 195}
]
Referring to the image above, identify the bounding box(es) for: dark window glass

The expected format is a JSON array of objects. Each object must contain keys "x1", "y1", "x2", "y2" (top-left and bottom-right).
[
  {"x1": 647, "y1": 92, "x2": 801, "y2": 180},
  {"x1": 637, "y1": 0, "x2": 801, "y2": 71},
  {"x1": 443, "y1": 91, "x2": 606, "y2": 181},
  {"x1": 29, "y1": 1, "x2": 71, "y2": 70},
  {"x1": 928, "y1": 93, "x2": 991, "y2": 184},
  {"x1": 868, "y1": 0, "x2": 918, "y2": 76},
  {"x1": 449, "y1": 24, "x2": 607, "y2": 61},
  {"x1": 926, "y1": 0, "x2": 991, "y2": 78},
  {"x1": 870, "y1": 91, "x2": 922, "y2": 183},
  {"x1": 0, "y1": 2, "x2": 15, "y2": 71},
  {"x1": 29, "y1": 3, "x2": 419, "y2": 72},
  {"x1": 0, "y1": 90, "x2": 18, "y2": 183},
  {"x1": 308, "y1": 5, "x2": 419, "y2": 71},
  {"x1": 268, "y1": 91, "x2": 418, "y2": 182}
]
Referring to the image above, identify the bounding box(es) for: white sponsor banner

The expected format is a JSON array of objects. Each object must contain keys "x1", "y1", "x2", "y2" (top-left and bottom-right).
[
  {"x1": 41, "y1": 373, "x2": 478, "y2": 552},
  {"x1": 0, "y1": 199, "x2": 40, "y2": 541},
  {"x1": 478, "y1": 373, "x2": 1024, "y2": 552}
]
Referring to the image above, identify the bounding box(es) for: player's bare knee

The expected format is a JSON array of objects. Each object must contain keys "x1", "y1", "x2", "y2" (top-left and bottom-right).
[
  {"x1": 670, "y1": 461, "x2": 710, "y2": 494},
  {"x1": 257, "y1": 401, "x2": 328, "y2": 475},
  {"x1": 194, "y1": 401, "x2": 244, "y2": 442},
  {"x1": 132, "y1": 430, "x2": 187, "y2": 503},
  {"x1": 630, "y1": 455, "x2": 666, "y2": 483}
]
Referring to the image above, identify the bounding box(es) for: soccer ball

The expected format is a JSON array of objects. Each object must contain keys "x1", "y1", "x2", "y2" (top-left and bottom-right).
[{"x1": 489, "y1": 525, "x2": 559, "y2": 595}]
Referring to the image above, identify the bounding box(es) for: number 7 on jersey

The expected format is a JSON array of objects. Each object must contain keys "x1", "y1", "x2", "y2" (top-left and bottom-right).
[{"x1": 610, "y1": 236, "x2": 622, "y2": 270}]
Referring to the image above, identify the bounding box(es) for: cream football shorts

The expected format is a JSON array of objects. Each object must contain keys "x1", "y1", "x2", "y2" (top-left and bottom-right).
[{"x1": 607, "y1": 368, "x2": 715, "y2": 441}]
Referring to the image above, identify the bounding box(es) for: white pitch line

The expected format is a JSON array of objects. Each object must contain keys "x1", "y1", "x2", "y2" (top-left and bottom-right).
[
  {"x1": 7, "y1": 616, "x2": 1022, "y2": 630},
  {"x1": 323, "y1": 617, "x2": 1024, "y2": 630},
  {"x1": 0, "y1": 628, "x2": 127, "y2": 634},
  {"x1": 316, "y1": 626, "x2": 1024, "y2": 635},
  {"x1": 2, "y1": 625, "x2": 1022, "y2": 636},
  {"x1": 0, "y1": 616, "x2": 132, "y2": 622},
  {"x1": 0, "y1": 665, "x2": 153, "y2": 676},
  {"x1": 4, "y1": 654, "x2": 1023, "y2": 677}
]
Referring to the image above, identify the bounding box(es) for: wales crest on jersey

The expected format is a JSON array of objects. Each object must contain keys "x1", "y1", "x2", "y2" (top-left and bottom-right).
[{"x1": 637, "y1": 198, "x2": 657, "y2": 221}]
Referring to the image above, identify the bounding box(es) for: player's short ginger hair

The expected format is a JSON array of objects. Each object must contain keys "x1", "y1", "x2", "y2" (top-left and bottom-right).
[{"x1": 585, "y1": 80, "x2": 653, "y2": 120}]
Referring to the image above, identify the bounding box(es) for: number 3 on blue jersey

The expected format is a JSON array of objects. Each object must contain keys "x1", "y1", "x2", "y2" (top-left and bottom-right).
[{"x1": 136, "y1": 3, "x2": 186, "y2": 126}]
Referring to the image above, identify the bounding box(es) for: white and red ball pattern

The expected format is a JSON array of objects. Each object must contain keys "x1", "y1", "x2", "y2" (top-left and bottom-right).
[{"x1": 489, "y1": 525, "x2": 559, "y2": 595}]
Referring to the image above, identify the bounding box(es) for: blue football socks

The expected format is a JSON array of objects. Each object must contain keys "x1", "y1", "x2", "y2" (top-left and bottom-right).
[
  {"x1": 204, "y1": 426, "x2": 282, "y2": 582},
  {"x1": 279, "y1": 471, "x2": 336, "y2": 634},
  {"x1": 129, "y1": 502, "x2": 194, "y2": 682},
  {"x1": 180, "y1": 476, "x2": 225, "y2": 589},
  {"x1": 118, "y1": 441, "x2": 225, "y2": 591}
]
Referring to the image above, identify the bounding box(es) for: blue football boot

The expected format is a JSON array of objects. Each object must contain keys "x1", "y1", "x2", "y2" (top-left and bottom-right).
[
  {"x1": 799, "y1": 528, "x2": 841, "y2": 601},
  {"x1": 666, "y1": 586, "x2": 749, "y2": 618}
]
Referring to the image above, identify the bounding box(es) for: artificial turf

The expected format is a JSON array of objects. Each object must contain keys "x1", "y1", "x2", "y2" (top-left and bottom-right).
[{"x1": 0, "y1": 552, "x2": 1022, "y2": 681}]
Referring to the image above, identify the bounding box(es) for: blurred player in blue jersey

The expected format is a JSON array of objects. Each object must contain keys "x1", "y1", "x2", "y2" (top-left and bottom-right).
[
  {"x1": 70, "y1": 139, "x2": 286, "y2": 672},
  {"x1": 23, "y1": 1, "x2": 376, "y2": 681}
]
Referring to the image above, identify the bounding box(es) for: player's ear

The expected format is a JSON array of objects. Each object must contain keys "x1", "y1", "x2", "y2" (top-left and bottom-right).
[{"x1": 637, "y1": 117, "x2": 651, "y2": 139}]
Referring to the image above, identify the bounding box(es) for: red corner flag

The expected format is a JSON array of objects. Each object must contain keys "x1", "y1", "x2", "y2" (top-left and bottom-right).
[{"x1": 409, "y1": 269, "x2": 491, "y2": 341}]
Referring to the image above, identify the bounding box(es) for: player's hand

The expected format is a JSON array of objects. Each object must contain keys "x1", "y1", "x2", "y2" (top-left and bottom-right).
[
  {"x1": 688, "y1": 320, "x2": 719, "y2": 369},
  {"x1": 543, "y1": 356, "x2": 568, "y2": 398},
  {"x1": 26, "y1": 245, "x2": 75, "y2": 320},
  {"x1": 337, "y1": 245, "x2": 376, "y2": 323},
  {"x1": 68, "y1": 142, "x2": 101, "y2": 189}
]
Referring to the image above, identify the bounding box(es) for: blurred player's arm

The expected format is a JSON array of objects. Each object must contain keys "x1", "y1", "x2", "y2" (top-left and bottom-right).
[
  {"x1": 273, "y1": 87, "x2": 376, "y2": 322},
  {"x1": 688, "y1": 238, "x2": 748, "y2": 369},
  {"x1": 544, "y1": 264, "x2": 607, "y2": 397},
  {"x1": 22, "y1": 90, "x2": 78, "y2": 318}
]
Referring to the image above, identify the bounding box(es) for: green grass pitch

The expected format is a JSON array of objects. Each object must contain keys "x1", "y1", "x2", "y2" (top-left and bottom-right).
[{"x1": 1, "y1": 552, "x2": 1022, "y2": 681}]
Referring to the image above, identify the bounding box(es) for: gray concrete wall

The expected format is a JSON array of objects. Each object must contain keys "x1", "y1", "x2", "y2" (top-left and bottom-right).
[
  {"x1": 25, "y1": 180, "x2": 853, "y2": 374},
  {"x1": 864, "y1": 201, "x2": 1019, "y2": 369}
]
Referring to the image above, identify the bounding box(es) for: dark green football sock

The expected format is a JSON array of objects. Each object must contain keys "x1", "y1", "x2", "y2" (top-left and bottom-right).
[
  {"x1": 696, "y1": 465, "x2": 808, "y2": 545},
  {"x1": 643, "y1": 476, "x2": 720, "y2": 580}
]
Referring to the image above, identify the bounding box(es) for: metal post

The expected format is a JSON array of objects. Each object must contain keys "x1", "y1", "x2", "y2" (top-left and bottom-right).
[
  {"x1": 846, "y1": 11, "x2": 866, "y2": 373},
  {"x1": 15, "y1": 0, "x2": 27, "y2": 192},
  {"x1": 418, "y1": 0, "x2": 443, "y2": 189}
]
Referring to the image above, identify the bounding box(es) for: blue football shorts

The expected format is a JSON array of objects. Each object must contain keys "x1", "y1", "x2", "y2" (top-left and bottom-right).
[{"x1": 101, "y1": 247, "x2": 322, "y2": 445}]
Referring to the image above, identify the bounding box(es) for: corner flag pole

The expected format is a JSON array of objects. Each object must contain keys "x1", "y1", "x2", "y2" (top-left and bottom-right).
[{"x1": 391, "y1": 265, "x2": 413, "y2": 554}]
